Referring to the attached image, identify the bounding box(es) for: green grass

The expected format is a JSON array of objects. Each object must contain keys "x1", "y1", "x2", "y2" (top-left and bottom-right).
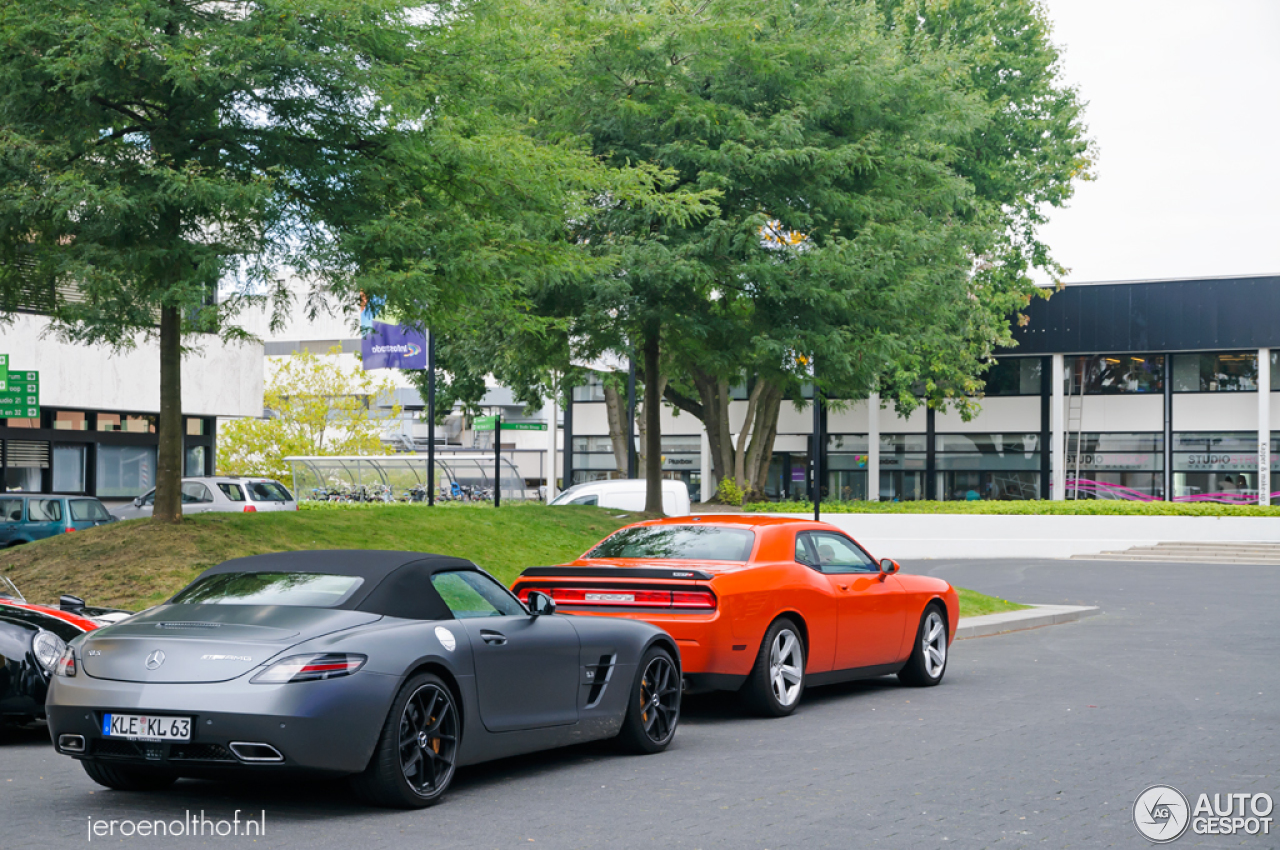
[
  {"x1": 744, "y1": 499, "x2": 1280, "y2": 516},
  {"x1": 1, "y1": 503, "x2": 633, "y2": 609},
  {"x1": 0, "y1": 501, "x2": 1024, "y2": 619},
  {"x1": 956, "y1": 587, "x2": 1030, "y2": 617}
]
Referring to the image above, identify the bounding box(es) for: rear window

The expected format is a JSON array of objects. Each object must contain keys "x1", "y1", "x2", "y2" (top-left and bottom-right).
[
  {"x1": 246, "y1": 481, "x2": 292, "y2": 502},
  {"x1": 69, "y1": 499, "x2": 112, "y2": 522},
  {"x1": 587, "y1": 525, "x2": 755, "y2": 561},
  {"x1": 172, "y1": 572, "x2": 363, "y2": 608}
]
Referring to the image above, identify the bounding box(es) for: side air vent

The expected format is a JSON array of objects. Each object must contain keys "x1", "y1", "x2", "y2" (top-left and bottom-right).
[
  {"x1": 155, "y1": 622, "x2": 222, "y2": 630},
  {"x1": 585, "y1": 654, "x2": 617, "y2": 708}
]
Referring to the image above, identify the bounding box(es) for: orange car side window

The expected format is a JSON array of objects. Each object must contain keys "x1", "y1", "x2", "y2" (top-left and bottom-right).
[
  {"x1": 809, "y1": 532, "x2": 876, "y2": 574},
  {"x1": 794, "y1": 534, "x2": 818, "y2": 568}
]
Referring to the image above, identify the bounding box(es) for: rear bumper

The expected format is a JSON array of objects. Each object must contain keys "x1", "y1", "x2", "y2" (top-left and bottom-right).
[{"x1": 46, "y1": 670, "x2": 399, "y2": 776}]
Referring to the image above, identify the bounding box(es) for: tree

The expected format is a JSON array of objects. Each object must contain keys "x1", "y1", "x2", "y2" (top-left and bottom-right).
[
  {"x1": 0, "y1": 0, "x2": 689, "y2": 521},
  {"x1": 218, "y1": 347, "x2": 401, "y2": 483},
  {"x1": 533, "y1": 0, "x2": 1094, "y2": 501}
]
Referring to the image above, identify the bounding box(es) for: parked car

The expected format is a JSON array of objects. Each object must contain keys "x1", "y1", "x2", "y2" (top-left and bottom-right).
[
  {"x1": 47, "y1": 550, "x2": 681, "y2": 807},
  {"x1": 548, "y1": 479, "x2": 691, "y2": 516},
  {"x1": 511, "y1": 515, "x2": 959, "y2": 717},
  {"x1": 1, "y1": 576, "x2": 131, "y2": 726},
  {"x1": 111, "y1": 477, "x2": 297, "y2": 520},
  {"x1": 1, "y1": 494, "x2": 117, "y2": 545}
]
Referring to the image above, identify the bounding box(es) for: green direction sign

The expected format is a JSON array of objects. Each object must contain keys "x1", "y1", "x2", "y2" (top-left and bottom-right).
[
  {"x1": 472, "y1": 415, "x2": 546, "y2": 432},
  {"x1": 0, "y1": 368, "x2": 38, "y2": 418}
]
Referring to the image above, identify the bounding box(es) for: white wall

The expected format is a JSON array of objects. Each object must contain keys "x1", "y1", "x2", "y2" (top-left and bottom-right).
[
  {"x1": 752, "y1": 512, "x2": 1280, "y2": 559},
  {"x1": 5, "y1": 313, "x2": 262, "y2": 418},
  {"x1": 936, "y1": 397, "x2": 1041, "y2": 433},
  {"x1": 1174, "y1": 392, "x2": 1258, "y2": 431}
]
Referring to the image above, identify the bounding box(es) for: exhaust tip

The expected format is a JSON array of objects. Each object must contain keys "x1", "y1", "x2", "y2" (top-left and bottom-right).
[
  {"x1": 58, "y1": 734, "x2": 86, "y2": 754},
  {"x1": 229, "y1": 742, "x2": 284, "y2": 763}
]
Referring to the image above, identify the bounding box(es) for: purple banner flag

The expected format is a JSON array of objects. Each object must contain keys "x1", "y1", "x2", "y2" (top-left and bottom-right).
[{"x1": 362, "y1": 322, "x2": 427, "y2": 370}]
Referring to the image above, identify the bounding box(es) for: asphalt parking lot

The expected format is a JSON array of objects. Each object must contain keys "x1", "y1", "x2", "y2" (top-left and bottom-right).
[{"x1": 3, "y1": 558, "x2": 1277, "y2": 849}]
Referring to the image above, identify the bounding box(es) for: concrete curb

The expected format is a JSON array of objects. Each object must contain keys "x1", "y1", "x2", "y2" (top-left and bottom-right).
[{"x1": 955, "y1": 604, "x2": 1100, "y2": 640}]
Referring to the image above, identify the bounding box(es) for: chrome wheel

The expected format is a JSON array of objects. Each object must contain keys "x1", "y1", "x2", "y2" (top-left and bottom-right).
[
  {"x1": 922, "y1": 610, "x2": 947, "y2": 678},
  {"x1": 397, "y1": 683, "x2": 458, "y2": 799},
  {"x1": 769, "y1": 628, "x2": 804, "y2": 707},
  {"x1": 639, "y1": 654, "x2": 680, "y2": 744}
]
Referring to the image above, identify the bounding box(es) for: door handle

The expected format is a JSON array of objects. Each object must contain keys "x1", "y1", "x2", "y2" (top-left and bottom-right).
[
  {"x1": 837, "y1": 583, "x2": 849, "y2": 591},
  {"x1": 480, "y1": 630, "x2": 508, "y2": 646}
]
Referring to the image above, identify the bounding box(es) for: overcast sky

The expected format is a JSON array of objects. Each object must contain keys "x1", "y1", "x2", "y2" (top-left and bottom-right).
[{"x1": 1034, "y1": 0, "x2": 1280, "y2": 284}]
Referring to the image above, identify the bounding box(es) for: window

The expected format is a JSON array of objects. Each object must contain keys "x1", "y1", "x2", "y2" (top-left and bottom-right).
[
  {"x1": 1068, "y1": 355, "x2": 1164, "y2": 394},
  {"x1": 96, "y1": 413, "x2": 157, "y2": 433},
  {"x1": 140, "y1": 490, "x2": 156, "y2": 506},
  {"x1": 217, "y1": 482, "x2": 246, "y2": 502},
  {"x1": 53, "y1": 411, "x2": 88, "y2": 431},
  {"x1": 1172, "y1": 352, "x2": 1258, "y2": 392},
  {"x1": 181, "y1": 482, "x2": 214, "y2": 503},
  {"x1": 184, "y1": 446, "x2": 206, "y2": 477},
  {"x1": 798, "y1": 532, "x2": 876, "y2": 574},
  {"x1": 53, "y1": 443, "x2": 86, "y2": 493},
  {"x1": 431, "y1": 571, "x2": 525, "y2": 618},
  {"x1": 1064, "y1": 433, "x2": 1163, "y2": 500},
  {"x1": 173, "y1": 572, "x2": 364, "y2": 608},
  {"x1": 983, "y1": 358, "x2": 1042, "y2": 396},
  {"x1": 28, "y1": 499, "x2": 62, "y2": 522},
  {"x1": 571, "y1": 373, "x2": 606, "y2": 402},
  {"x1": 185, "y1": 418, "x2": 206, "y2": 436},
  {"x1": 587, "y1": 525, "x2": 755, "y2": 561},
  {"x1": 568, "y1": 494, "x2": 598, "y2": 505},
  {"x1": 0, "y1": 499, "x2": 23, "y2": 522},
  {"x1": 935, "y1": 434, "x2": 1041, "y2": 500},
  {"x1": 69, "y1": 499, "x2": 112, "y2": 522},
  {"x1": 246, "y1": 481, "x2": 293, "y2": 502},
  {"x1": 95, "y1": 445, "x2": 156, "y2": 498}
]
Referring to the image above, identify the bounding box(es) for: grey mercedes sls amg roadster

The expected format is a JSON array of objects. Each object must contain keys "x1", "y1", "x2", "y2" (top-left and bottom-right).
[{"x1": 45, "y1": 551, "x2": 682, "y2": 808}]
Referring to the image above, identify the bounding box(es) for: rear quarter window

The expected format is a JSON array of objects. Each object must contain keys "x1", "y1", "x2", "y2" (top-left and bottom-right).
[
  {"x1": 69, "y1": 500, "x2": 112, "y2": 522},
  {"x1": 28, "y1": 499, "x2": 62, "y2": 522},
  {"x1": 172, "y1": 572, "x2": 364, "y2": 607}
]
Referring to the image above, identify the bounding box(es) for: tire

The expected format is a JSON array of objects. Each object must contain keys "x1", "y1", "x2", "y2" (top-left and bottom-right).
[
  {"x1": 898, "y1": 603, "x2": 949, "y2": 687},
  {"x1": 81, "y1": 760, "x2": 177, "y2": 791},
  {"x1": 616, "y1": 646, "x2": 681, "y2": 754},
  {"x1": 348, "y1": 672, "x2": 460, "y2": 808},
  {"x1": 741, "y1": 618, "x2": 806, "y2": 717}
]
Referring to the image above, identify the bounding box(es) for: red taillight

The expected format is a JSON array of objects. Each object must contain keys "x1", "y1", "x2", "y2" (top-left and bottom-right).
[
  {"x1": 517, "y1": 585, "x2": 716, "y2": 610},
  {"x1": 243, "y1": 505, "x2": 257, "y2": 513},
  {"x1": 671, "y1": 589, "x2": 717, "y2": 609},
  {"x1": 251, "y1": 653, "x2": 366, "y2": 684},
  {"x1": 64, "y1": 526, "x2": 75, "y2": 533}
]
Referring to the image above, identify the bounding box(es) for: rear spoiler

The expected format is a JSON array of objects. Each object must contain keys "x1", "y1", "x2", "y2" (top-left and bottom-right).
[{"x1": 518, "y1": 566, "x2": 713, "y2": 581}]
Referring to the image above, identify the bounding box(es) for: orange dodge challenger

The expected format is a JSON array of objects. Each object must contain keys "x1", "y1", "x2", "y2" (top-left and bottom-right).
[{"x1": 512, "y1": 515, "x2": 958, "y2": 716}]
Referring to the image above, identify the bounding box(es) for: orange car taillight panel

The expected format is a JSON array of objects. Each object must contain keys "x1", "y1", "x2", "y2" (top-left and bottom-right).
[{"x1": 516, "y1": 585, "x2": 716, "y2": 611}]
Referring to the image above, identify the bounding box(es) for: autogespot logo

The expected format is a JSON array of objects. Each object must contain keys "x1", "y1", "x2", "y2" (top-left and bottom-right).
[
  {"x1": 1134, "y1": 785, "x2": 1276, "y2": 842},
  {"x1": 1134, "y1": 785, "x2": 1190, "y2": 843}
]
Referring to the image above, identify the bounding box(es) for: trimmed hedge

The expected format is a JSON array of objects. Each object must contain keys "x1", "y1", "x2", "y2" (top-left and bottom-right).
[{"x1": 742, "y1": 499, "x2": 1280, "y2": 516}]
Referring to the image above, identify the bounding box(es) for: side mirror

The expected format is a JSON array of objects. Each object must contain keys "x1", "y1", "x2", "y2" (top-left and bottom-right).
[
  {"x1": 527, "y1": 590, "x2": 556, "y2": 617},
  {"x1": 133, "y1": 497, "x2": 143, "y2": 507},
  {"x1": 59, "y1": 594, "x2": 86, "y2": 612},
  {"x1": 879, "y1": 558, "x2": 900, "y2": 576}
]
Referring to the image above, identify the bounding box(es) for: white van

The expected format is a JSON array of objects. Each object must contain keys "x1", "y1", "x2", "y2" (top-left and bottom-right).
[{"x1": 549, "y1": 479, "x2": 691, "y2": 516}]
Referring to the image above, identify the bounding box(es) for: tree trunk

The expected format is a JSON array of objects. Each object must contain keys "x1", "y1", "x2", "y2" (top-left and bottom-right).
[
  {"x1": 642, "y1": 327, "x2": 663, "y2": 514},
  {"x1": 687, "y1": 366, "x2": 734, "y2": 488},
  {"x1": 602, "y1": 382, "x2": 630, "y2": 476},
  {"x1": 153, "y1": 305, "x2": 184, "y2": 523},
  {"x1": 743, "y1": 380, "x2": 784, "y2": 500}
]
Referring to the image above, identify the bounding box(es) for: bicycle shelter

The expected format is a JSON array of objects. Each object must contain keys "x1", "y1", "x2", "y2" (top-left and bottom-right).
[{"x1": 285, "y1": 454, "x2": 529, "y2": 502}]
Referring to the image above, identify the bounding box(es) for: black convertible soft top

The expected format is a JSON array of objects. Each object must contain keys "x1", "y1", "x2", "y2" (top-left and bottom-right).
[{"x1": 185, "y1": 550, "x2": 489, "y2": 621}]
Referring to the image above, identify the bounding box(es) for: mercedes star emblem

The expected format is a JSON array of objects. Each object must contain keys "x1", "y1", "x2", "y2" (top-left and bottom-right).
[{"x1": 144, "y1": 650, "x2": 166, "y2": 670}]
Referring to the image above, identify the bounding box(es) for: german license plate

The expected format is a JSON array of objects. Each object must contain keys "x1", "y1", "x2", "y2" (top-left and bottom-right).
[{"x1": 102, "y1": 713, "x2": 192, "y2": 741}]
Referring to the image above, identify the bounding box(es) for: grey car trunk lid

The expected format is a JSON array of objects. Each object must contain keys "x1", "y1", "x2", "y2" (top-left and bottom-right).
[{"x1": 80, "y1": 604, "x2": 380, "y2": 683}]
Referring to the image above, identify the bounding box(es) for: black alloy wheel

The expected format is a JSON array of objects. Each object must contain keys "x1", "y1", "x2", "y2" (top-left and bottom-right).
[
  {"x1": 349, "y1": 672, "x2": 460, "y2": 808},
  {"x1": 617, "y1": 646, "x2": 681, "y2": 753}
]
